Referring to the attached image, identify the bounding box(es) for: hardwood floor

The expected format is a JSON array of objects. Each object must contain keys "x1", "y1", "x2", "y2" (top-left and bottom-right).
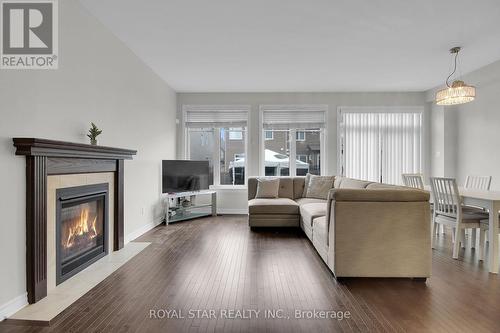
[{"x1": 1, "y1": 215, "x2": 500, "y2": 332}]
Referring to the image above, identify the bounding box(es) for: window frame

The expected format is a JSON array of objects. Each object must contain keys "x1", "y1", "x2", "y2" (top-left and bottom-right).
[
  {"x1": 259, "y1": 105, "x2": 328, "y2": 177},
  {"x1": 184, "y1": 127, "x2": 216, "y2": 186},
  {"x1": 219, "y1": 127, "x2": 248, "y2": 186},
  {"x1": 182, "y1": 105, "x2": 250, "y2": 189},
  {"x1": 186, "y1": 127, "x2": 248, "y2": 188},
  {"x1": 297, "y1": 154, "x2": 308, "y2": 163},
  {"x1": 264, "y1": 130, "x2": 274, "y2": 140},
  {"x1": 296, "y1": 131, "x2": 306, "y2": 141}
]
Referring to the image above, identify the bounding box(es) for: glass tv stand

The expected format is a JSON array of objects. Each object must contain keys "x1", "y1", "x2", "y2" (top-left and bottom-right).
[{"x1": 164, "y1": 190, "x2": 217, "y2": 224}]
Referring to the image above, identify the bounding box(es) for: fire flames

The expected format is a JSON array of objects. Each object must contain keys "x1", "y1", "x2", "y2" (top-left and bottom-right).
[{"x1": 64, "y1": 207, "x2": 98, "y2": 249}]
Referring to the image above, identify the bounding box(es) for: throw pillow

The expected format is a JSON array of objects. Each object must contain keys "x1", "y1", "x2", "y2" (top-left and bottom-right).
[
  {"x1": 305, "y1": 175, "x2": 335, "y2": 199},
  {"x1": 302, "y1": 173, "x2": 312, "y2": 197},
  {"x1": 255, "y1": 178, "x2": 280, "y2": 198}
]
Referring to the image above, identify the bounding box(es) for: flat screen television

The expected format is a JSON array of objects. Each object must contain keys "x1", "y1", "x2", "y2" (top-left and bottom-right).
[{"x1": 162, "y1": 160, "x2": 210, "y2": 193}]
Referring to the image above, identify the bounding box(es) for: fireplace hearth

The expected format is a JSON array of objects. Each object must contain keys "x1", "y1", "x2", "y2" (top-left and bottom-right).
[{"x1": 56, "y1": 183, "x2": 109, "y2": 284}]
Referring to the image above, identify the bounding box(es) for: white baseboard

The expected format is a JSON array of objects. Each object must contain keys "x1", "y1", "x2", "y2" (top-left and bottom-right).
[
  {"x1": 124, "y1": 217, "x2": 164, "y2": 244},
  {"x1": 0, "y1": 293, "x2": 28, "y2": 321},
  {"x1": 218, "y1": 208, "x2": 248, "y2": 215}
]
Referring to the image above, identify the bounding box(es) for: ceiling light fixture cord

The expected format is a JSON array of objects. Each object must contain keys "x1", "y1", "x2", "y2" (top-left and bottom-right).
[{"x1": 446, "y1": 51, "x2": 459, "y2": 88}]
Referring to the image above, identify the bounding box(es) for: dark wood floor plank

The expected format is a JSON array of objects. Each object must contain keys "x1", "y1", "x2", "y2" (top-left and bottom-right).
[{"x1": 1, "y1": 217, "x2": 500, "y2": 333}]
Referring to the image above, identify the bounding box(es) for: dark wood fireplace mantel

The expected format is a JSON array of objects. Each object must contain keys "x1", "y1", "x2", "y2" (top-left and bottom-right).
[
  {"x1": 13, "y1": 138, "x2": 137, "y2": 159},
  {"x1": 13, "y1": 138, "x2": 137, "y2": 304}
]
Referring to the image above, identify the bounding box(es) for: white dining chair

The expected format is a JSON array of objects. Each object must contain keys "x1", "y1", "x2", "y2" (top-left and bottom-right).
[
  {"x1": 464, "y1": 175, "x2": 492, "y2": 249},
  {"x1": 465, "y1": 175, "x2": 492, "y2": 191},
  {"x1": 402, "y1": 174, "x2": 424, "y2": 189},
  {"x1": 402, "y1": 173, "x2": 444, "y2": 235},
  {"x1": 430, "y1": 177, "x2": 489, "y2": 259}
]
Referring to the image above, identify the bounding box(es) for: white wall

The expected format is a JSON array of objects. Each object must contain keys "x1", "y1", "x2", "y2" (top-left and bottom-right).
[
  {"x1": 443, "y1": 108, "x2": 458, "y2": 178},
  {"x1": 430, "y1": 103, "x2": 459, "y2": 178},
  {"x1": 0, "y1": 0, "x2": 176, "y2": 314},
  {"x1": 177, "y1": 92, "x2": 429, "y2": 211}
]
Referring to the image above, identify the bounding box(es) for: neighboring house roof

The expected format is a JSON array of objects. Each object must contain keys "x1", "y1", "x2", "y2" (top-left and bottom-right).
[{"x1": 229, "y1": 149, "x2": 309, "y2": 169}]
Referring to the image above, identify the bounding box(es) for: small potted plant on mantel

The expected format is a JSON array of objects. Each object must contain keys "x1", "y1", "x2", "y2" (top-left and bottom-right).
[{"x1": 87, "y1": 122, "x2": 102, "y2": 145}]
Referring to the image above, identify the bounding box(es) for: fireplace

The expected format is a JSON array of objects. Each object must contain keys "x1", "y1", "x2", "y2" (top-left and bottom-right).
[{"x1": 56, "y1": 183, "x2": 109, "y2": 284}]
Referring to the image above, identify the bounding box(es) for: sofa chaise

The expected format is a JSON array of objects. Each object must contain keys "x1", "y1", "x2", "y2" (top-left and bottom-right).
[{"x1": 248, "y1": 176, "x2": 431, "y2": 280}]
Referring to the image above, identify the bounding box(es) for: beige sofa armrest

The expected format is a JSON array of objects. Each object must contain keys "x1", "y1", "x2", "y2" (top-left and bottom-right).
[{"x1": 327, "y1": 188, "x2": 429, "y2": 202}]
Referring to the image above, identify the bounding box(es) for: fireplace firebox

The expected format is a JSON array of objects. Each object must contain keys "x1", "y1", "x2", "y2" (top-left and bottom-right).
[{"x1": 56, "y1": 183, "x2": 109, "y2": 285}]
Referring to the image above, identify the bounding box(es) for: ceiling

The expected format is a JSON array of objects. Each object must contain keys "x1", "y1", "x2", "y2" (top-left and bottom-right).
[{"x1": 79, "y1": 0, "x2": 500, "y2": 92}]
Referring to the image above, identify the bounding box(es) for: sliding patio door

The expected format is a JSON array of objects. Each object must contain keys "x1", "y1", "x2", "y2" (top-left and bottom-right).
[{"x1": 339, "y1": 108, "x2": 422, "y2": 185}]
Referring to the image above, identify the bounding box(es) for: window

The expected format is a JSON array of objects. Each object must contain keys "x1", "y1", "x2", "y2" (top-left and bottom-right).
[
  {"x1": 229, "y1": 128, "x2": 243, "y2": 140},
  {"x1": 297, "y1": 154, "x2": 308, "y2": 163},
  {"x1": 296, "y1": 154, "x2": 308, "y2": 176},
  {"x1": 264, "y1": 130, "x2": 290, "y2": 176},
  {"x1": 261, "y1": 105, "x2": 326, "y2": 176},
  {"x1": 184, "y1": 106, "x2": 249, "y2": 186},
  {"x1": 296, "y1": 129, "x2": 321, "y2": 175},
  {"x1": 220, "y1": 127, "x2": 246, "y2": 185},
  {"x1": 339, "y1": 108, "x2": 423, "y2": 185},
  {"x1": 188, "y1": 128, "x2": 215, "y2": 185}
]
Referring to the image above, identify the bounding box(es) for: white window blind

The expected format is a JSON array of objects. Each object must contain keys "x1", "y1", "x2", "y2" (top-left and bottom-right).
[
  {"x1": 342, "y1": 112, "x2": 381, "y2": 182},
  {"x1": 262, "y1": 105, "x2": 326, "y2": 129},
  {"x1": 380, "y1": 113, "x2": 422, "y2": 185},
  {"x1": 184, "y1": 106, "x2": 249, "y2": 128},
  {"x1": 340, "y1": 108, "x2": 422, "y2": 185}
]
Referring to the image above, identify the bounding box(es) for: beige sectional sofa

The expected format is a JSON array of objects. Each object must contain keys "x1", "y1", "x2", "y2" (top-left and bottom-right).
[{"x1": 248, "y1": 176, "x2": 431, "y2": 279}]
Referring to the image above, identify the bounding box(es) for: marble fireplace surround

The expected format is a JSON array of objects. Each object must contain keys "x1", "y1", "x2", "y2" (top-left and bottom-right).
[{"x1": 13, "y1": 138, "x2": 137, "y2": 304}]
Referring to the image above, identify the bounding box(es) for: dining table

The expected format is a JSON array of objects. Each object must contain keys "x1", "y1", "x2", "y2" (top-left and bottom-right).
[{"x1": 425, "y1": 185, "x2": 500, "y2": 274}]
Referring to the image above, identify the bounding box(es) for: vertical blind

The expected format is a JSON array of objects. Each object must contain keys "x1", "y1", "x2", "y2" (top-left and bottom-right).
[
  {"x1": 342, "y1": 113, "x2": 381, "y2": 182},
  {"x1": 341, "y1": 109, "x2": 422, "y2": 185},
  {"x1": 380, "y1": 113, "x2": 422, "y2": 184}
]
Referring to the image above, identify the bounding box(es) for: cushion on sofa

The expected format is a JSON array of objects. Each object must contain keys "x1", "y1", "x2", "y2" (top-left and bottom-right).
[
  {"x1": 293, "y1": 177, "x2": 306, "y2": 199},
  {"x1": 334, "y1": 176, "x2": 344, "y2": 188},
  {"x1": 295, "y1": 198, "x2": 327, "y2": 206},
  {"x1": 248, "y1": 198, "x2": 299, "y2": 215},
  {"x1": 255, "y1": 178, "x2": 280, "y2": 198},
  {"x1": 305, "y1": 175, "x2": 335, "y2": 199},
  {"x1": 277, "y1": 177, "x2": 294, "y2": 199},
  {"x1": 366, "y1": 183, "x2": 408, "y2": 190},
  {"x1": 302, "y1": 173, "x2": 312, "y2": 197},
  {"x1": 248, "y1": 178, "x2": 258, "y2": 200},
  {"x1": 338, "y1": 178, "x2": 374, "y2": 189},
  {"x1": 300, "y1": 203, "x2": 327, "y2": 226}
]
